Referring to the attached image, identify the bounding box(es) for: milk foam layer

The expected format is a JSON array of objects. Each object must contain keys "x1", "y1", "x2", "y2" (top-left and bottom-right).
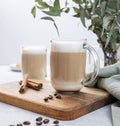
[
  {"x1": 51, "y1": 41, "x2": 86, "y2": 52},
  {"x1": 22, "y1": 46, "x2": 46, "y2": 54}
]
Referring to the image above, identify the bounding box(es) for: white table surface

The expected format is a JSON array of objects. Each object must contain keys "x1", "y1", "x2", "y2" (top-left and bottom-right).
[{"x1": 0, "y1": 65, "x2": 113, "y2": 126}]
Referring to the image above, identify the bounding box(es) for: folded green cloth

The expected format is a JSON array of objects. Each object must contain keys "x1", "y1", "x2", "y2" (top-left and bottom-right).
[
  {"x1": 87, "y1": 62, "x2": 120, "y2": 126},
  {"x1": 92, "y1": 62, "x2": 120, "y2": 100}
]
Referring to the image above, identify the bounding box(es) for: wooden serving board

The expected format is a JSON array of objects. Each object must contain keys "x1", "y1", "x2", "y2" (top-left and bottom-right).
[{"x1": 0, "y1": 81, "x2": 116, "y2": 120}]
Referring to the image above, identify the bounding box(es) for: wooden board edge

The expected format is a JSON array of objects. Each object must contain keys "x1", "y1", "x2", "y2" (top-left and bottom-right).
[
  {"x1": 67, "y1": 95, "x2": 116, "y2": 120},
  {"x1": 0, "y1": 91, "x2": 116, "y2": 120}
]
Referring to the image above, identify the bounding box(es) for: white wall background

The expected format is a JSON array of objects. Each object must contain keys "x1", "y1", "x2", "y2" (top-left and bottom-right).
[{"x1": 0, "y1": 0, "x2": 103, "y2": 65}]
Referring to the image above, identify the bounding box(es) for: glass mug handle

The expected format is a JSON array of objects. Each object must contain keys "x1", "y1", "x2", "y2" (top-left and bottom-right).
[{"x1": 82, "y1": 43, "x2": 100, "y2": 86}]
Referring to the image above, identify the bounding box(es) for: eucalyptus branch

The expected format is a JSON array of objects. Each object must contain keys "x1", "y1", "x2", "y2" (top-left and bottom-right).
[{"x1": 31, "y1": 0, "x2": 120, "y2": 65}]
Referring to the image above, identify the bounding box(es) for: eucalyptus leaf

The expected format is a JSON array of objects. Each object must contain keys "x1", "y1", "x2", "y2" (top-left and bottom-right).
[
  {"x1": 85, "y1": 9, "x2": 91, "y2": 19},
  {"x1": 31, "y1": 6, "x2": 36, "y2": 18},
  {"x1": 100, "y1": 1, "x2": 107, "y2": 16},
  {"x1": 41, "y1": 16, "x2": 54, "y2": 21},
  {"x1": 36, "y1": 0, "x2": 50, "y2": 8},
  {"x1": 48, "y1": 0, "x2": 60, "y2": 12},
  {"x1": 42, "y1": 10, "x2": 60, "y2": 16},
  {"x1": 54, "y1": 0, "x2": 60, "y2": 10},
  {"x1": 37, "y1": 5, "x2": 46, "y2": 10},
  {"x1": 101, "y1": 28, "x2": 104, "y2": 37},
  {"x1": 97, "y1": 0, "x2": 101, "y2": 8},
  {"x1": 72, "y1": 0, "x2": 82, "y2": 4},
  {"x1": 41, "y1": 16, "x2": 59, "y2": 36},
  {"x1": 115, "y1": 15, "x2": 120, "y2": 32},
  {"x1": 105, "y1": 20, "x2": 116, "y2": 48},
  {"x1": 92, "y1": 0, "x2": 99, "y2": 14},
  {"x1": 103, "y1": 15, "x2": 114, "y2": 30},
  {"x1": 105, "y1": 7, "x2": 116, "y2": 14},
  {"x1": 73, "y1": 13, "x2": 80, "y2": 18},
  {"x1": 53, "y1": 22, "x2": 60, "y2": 37},
  {"x1": 80, "y1": 6, "x2": 86, "y2": 27},
  {"x1": 73, "y1": 7, "x2": 79, "y2": 14}
]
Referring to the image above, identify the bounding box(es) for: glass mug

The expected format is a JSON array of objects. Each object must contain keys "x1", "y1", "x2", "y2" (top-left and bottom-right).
[
  {"x1": 21, "y1": 46, "x2": 47, "y2": 81},
  {"x1": 50, "y1": 40, "x2": 100, "y2": 93}
]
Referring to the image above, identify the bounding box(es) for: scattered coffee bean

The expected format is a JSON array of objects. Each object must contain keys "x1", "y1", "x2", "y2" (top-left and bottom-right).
[
  {"x1": 48, "y1": 95, "x2": 53, "y2": 99},
  {"x1": 43, "y1": 119, "x2": 49, "y2": 124},
  {"x1": 36, "y1": 121, "x2": 42, "y2": 125},
  {"x1": 9, "y1": 116, "x2": 60, "y2": 126},
  {"x1": 36, "y1": 117, "x2": 43, "y2": 121},
  {"x1": 17, "y1": 123, "x2": 22, "y2": 126},
  {"x1": 23, "y1": 121, "x2": 30, "y2": 125},
  {"x1": 53, "y1": 120, "x2": 59, "y2": 124},
  {"x1": 54, "y1": 92, "x2": 62, "y2": 99},
  {"x1": 44, "y1": 97, "x2": 49, "y2": 102},
  {"x1": 54, "y1": 92, "x2": 58, "y2": 96},
  {"x1": 56, "y1": 94, "x2": 61, "y2": 99}
]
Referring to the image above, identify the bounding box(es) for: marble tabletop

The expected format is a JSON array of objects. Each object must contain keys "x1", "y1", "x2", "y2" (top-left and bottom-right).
[{"x1": 0, "y1": 65, "x2": 113, "y2": 126}]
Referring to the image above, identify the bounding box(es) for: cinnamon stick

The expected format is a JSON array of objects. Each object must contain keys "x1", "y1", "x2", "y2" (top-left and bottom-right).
[
  {"x1": 27, "y1": 81, "x2": 43, "y2": 90},
  {"x1": 19, "y1": 74, "x2": 29, "y2": 93},
  {"x1": 19, "y1": 80, "x2": 43, "y2": 91}
]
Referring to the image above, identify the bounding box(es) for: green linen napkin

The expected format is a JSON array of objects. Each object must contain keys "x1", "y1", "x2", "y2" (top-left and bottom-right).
[{"x1": 87, "y1": 62, "x2": 120, "y2": 126}]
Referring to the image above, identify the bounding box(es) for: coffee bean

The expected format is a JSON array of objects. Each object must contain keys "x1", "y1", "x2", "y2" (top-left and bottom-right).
[
  {"x1": 36, "y1": 117, "x2": 43, "y2": 121},
  {"x1": 53, "y1": 120, "x2": 59, "y2": 124},
  {"x1": 36, "y1": 121, "x2": 42, "y2": 125},
  {"x1": 44, "y1": 97, "x2": 49, "y2": 102},
  {"x1": 48, "y1": 95, "x2": 53, "y2": 99},
  {"x1": 54, "y1": 92, "x2": 58, "y2": 96},
  {"x1": 43, "y1": 119, "x2": 49, "y2": 124},
  {"x1": 17, "y1": 123, "x2": 22, "y2": 126},
  {"x1": 55, "y1": 125, "x2": 59, "y2": 126},
  {"x1": 23, "y1": 121, "x2": 30, "y2": 125},
  {"x1": 56, "y1": 94, "x2": 61, "y2": 99}
]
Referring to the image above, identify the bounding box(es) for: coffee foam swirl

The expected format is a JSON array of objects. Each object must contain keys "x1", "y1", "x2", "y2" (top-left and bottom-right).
[
  {"x1": 51, "y1": 41, "x2": 85, "y2": 52},
  {"x1": 22, "y1": 46, "x2": 46, "y2": 54}
]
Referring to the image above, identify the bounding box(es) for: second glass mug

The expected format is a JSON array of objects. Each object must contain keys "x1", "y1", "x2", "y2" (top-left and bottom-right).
[{"x1": 50, "y1": 40, "x2": 100, "y2": 93}]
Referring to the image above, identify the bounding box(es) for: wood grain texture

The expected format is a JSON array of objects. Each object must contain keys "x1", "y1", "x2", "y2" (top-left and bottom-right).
[{"x1": 0, "y1": 81, "x2": 116, "y2": 120}]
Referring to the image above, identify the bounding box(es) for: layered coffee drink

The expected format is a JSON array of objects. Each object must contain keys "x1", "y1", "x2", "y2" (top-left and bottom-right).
[
  {"x1": 22, "y1": 46, "x2": 46, "y2": 81},
  {"x1": 50, "y1": 41, "x2": 86, "y2": 92}
]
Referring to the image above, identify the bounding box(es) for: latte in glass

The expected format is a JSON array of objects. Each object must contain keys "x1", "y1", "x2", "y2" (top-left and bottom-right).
[
  {"x1": 22, "y1": 46, "x2": 46, "y2": 81},
  {"x1": 50, "y1": 41, "x2": 86, "y2": 92}
]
